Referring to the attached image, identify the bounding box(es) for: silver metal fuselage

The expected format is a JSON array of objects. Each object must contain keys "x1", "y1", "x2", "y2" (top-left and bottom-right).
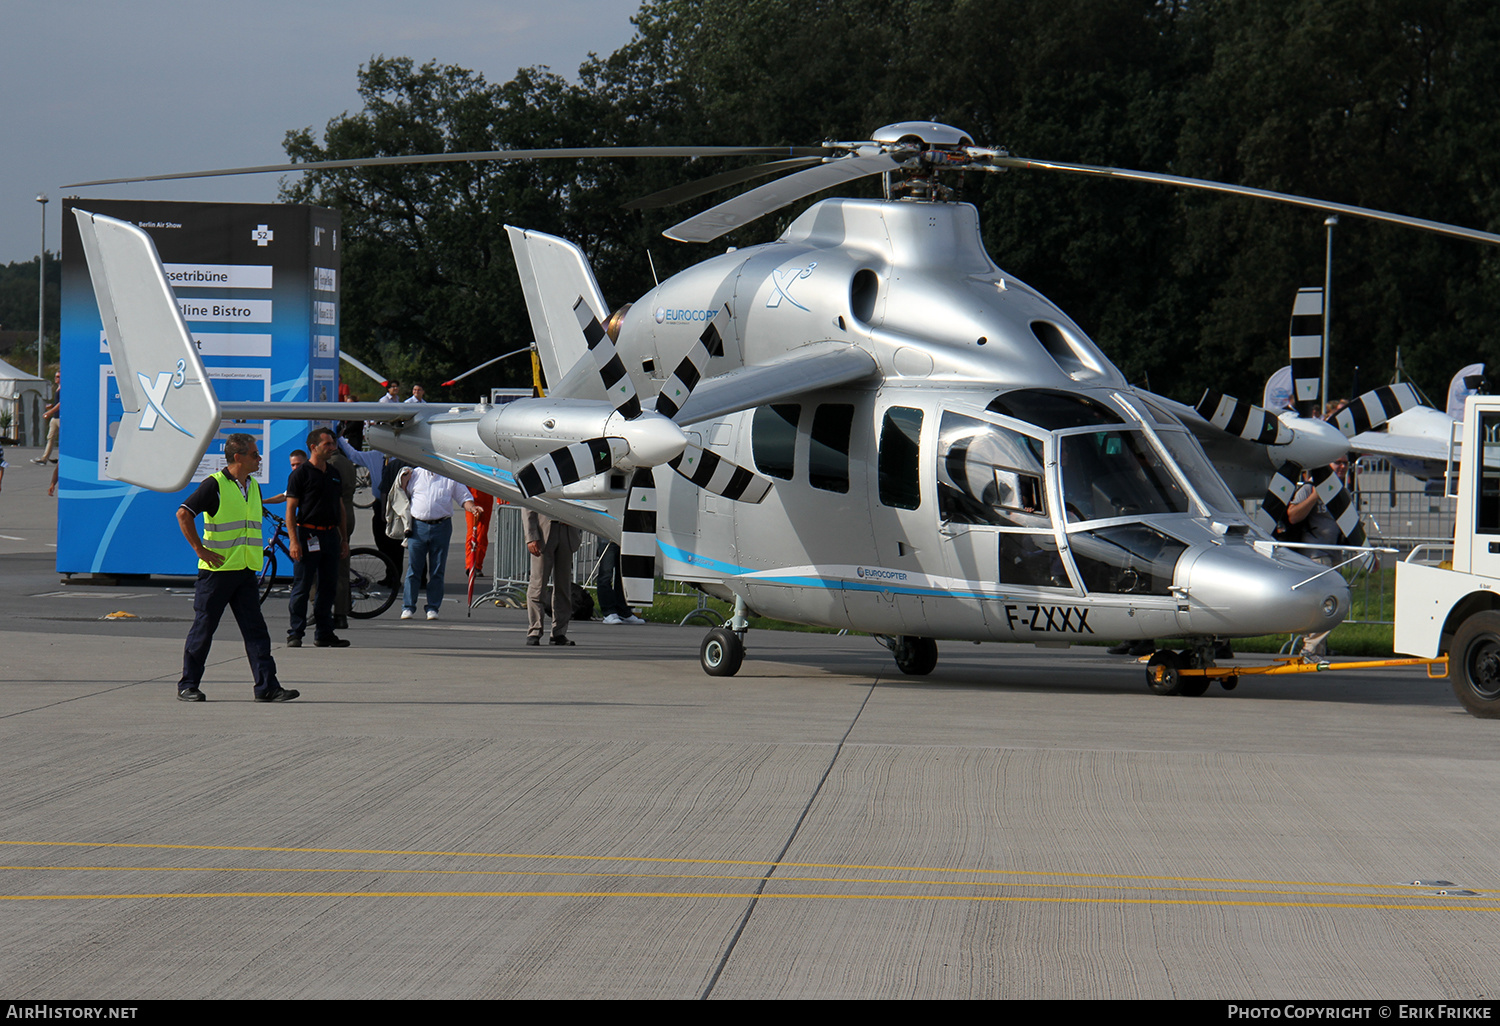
[{"x1": 372, "y1": 197, "x2": 1348, "y2": 643}]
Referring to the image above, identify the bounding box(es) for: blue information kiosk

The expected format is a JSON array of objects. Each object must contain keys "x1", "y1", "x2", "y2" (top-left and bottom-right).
[{"x1": 58, "y1": 200, "x2": 342, "y2": 576}]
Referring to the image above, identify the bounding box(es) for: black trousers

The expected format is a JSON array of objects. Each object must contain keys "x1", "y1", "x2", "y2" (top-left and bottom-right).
[
  {"x1": 180, "y1": 568, "x2": 280, "y2": 697},
  {"x1": 288, "y1": 526, "x2": 341, "y2": 641}
]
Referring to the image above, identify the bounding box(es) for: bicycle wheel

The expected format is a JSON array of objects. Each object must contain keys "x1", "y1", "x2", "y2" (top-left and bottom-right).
[
  {"x1": 348, "y1": 546, "x2": 398, "y2": 618},
  {"x1": 353, "y1": 465, "x2": 374, "y2": 509},
  {"x1": 258, "y1": 549, "x2": 278, "y2": 604}
]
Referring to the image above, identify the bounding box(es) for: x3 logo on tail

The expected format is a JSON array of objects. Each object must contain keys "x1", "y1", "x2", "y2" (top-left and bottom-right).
[{"x1": 136, "y1": 367, "x2": 191, "y2": 435}]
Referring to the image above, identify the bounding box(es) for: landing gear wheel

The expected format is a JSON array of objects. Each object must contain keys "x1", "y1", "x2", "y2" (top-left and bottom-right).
[
  {"x1": 1146, "y1": 650, "x2": 1182, "y2": 695},
  {"x1": 701, "y1": 627, "x2": 745, "y2": 677},
  {"x1": 1177, "y1": 649, "x2": 1212, "y2": 697},
  {"x1": 1451, "y1": 611, "x2": 1500, "y2": 718},
  {"x1": 893, "y1": 636, "x2": 938, "y2": 675}
]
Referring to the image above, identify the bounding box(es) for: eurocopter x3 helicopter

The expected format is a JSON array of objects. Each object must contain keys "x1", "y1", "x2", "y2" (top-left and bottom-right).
[{"x1": 68, "y1": 120, "x2": 1500, "y2": 693}]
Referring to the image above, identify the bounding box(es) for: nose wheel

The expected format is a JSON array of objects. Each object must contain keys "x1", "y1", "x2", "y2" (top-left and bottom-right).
[{"x1": 1145, "y1": 647, "x2": 1213, "y2": 696}]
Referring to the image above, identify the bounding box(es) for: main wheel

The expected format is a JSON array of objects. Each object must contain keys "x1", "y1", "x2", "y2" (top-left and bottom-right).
[
  {"x1": 894, "y1": 636, "x2": 938, "y2": 675},
  {"x1": 1451, "y1": 611, "x2": 1500, "y2": 718},
  {"x1": 701, "y1": 627, "x2": 744, "y2": 677},
  {"x1": 347, "y1": 547, "x2": 398, "y2": 618},
  {"x1": 353, "y1": 465, "x2": 374, "y2": 509},
  {"x1": 258, "y1": 550, "x2": 278, "y2": 605},
  {"x1": 1146, "y1": 650, "x2": 1182, "y2": 695}
]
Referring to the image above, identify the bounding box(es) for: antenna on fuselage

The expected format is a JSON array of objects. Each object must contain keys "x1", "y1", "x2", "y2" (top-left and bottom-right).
[{"x1": 647, "y1": 249, "x2": 660, "y2": 287}]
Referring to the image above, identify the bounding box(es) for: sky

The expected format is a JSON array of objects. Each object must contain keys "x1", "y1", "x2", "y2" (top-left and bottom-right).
[{"x1": 0, "y1": 0, "x2": 646, "y2": 265}]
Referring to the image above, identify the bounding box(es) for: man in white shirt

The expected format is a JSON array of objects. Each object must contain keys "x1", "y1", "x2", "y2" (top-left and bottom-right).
[
  {"x1": 399, "y1": 466, "x2": 478, "y2": 620},
  {"x1": 404, "y1": 384, "x2": 427, "y2": 403}
]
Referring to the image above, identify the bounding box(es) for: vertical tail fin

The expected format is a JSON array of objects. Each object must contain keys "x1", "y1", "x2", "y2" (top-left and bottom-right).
[
  {"x1": 74, "y1": 209, "x2": 221, "y2": 491},
  {"x1": 505, "y1": 225, "x2": 611, "y2": 398}
]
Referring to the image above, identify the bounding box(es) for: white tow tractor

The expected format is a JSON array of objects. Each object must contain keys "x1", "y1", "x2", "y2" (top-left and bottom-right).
[{"x1": 1395, "y1": 394, "x2": 1500, "y2": 718}]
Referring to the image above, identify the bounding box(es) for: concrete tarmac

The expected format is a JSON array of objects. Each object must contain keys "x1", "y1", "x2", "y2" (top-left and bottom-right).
[{"x1": 1, "y1": 448, "x2": 1498, "y2": 999}]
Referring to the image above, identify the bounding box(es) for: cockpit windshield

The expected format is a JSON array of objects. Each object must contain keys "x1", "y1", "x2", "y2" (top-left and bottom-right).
[{"x1": 1058, "y1": 429, "x2": 1191, "y2": 522}]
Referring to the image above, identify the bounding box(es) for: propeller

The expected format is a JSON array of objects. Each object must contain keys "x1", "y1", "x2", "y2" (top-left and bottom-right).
[
  {"x1": 1328, "y1": 383, "x2": 1422, "y2": 438},
  {"x1": 1194, "y1": 389, "x2": 1291, "y2": 446},
  {"x1": 1260, "y1": 460, "x2": 1365, "y2": 548},
  {"x1": 508, "y1": 301, "x2": 773, "y2": 604},
  {"x1": 1289, "y1": 287, "x2": 1324, "y2": 418}
]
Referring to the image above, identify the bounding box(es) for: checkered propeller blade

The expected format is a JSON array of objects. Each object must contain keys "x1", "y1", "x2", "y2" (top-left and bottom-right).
[
  {"x1": 575, "y1": 297, "x2": 641, "y2": 419},
  {"x1": 1289, "y1": 287, "x2": 1324, "y2": 418},
  {"x1": 655, "y1": 305, "x2": 730, "y2": 422},
  {"x1": 1309, "y1": 464, "x2": 1366, "y2": 547},
  {"x1": 1195, "y1": 389, "x2": 1290, "y2": 445},
  {"x1": 514, "y1": 437, "x2": 624, "y2": 499},
  {"x1": 668, "y1": 443, "x2": 773, "y2": 502},
  {"x1": 621, "y1": 468, "x2": 657, "y2": 606},
  {"x1": 1329, "y1": 383, "x2": 1421, "y2": 437},
  {"x1": 1260, "y1": 461, "x2": 1302, "y2": 531}
]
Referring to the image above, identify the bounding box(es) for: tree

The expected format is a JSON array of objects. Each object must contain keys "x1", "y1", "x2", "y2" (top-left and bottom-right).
[{"x1": 287, "y1": 1, "x2": 1500, "y2": 407}]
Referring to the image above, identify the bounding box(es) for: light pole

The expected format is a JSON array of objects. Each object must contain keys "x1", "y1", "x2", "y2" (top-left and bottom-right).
[
  {"x1": 1322, "y1": 214, "x2": 1337, "y2": 415},
  {"x1": 36, "y1": 194, "x2": 48, "y2": 381}
]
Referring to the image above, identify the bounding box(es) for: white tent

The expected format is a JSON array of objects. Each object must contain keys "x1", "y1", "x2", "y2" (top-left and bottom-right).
[{"x1": 0, "y1": 356, "x2": 50, "y2": 447}]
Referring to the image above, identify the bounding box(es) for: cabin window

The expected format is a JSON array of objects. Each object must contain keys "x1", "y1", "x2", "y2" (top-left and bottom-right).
[
  {"x1": 1000, "y1": 533, "x2": 1072, "y2": 589},
  {"x1": 1479, "y1": 411, "x2": 1500, "y2": 534},
  {"x1": 809, "y1": 404, "x2": 854, "y2": 493},
  {"x1": 878, "y1": 407, "x2": 923, "y2": 510},
  {"x1": 937, "y1": 411, "x2": 1047, "y2": 527},
  {"x1": 752, "y1": 404, "x2": 800, "y2": 480}
]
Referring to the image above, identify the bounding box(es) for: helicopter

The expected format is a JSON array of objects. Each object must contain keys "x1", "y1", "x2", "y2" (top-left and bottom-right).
[{"x1": 66, "y1": 120, "x2": 1500, "y2": 693}]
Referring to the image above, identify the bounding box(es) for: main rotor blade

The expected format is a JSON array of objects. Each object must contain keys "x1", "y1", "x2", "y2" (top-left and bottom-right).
[
  {"x1": 993, "y1": 156, "x2": 1500, "y2": 248},
  {"x1": 624, "y1": 157, "x2": 824, "y2": 210},
  {"x1": 64, "y1": 146, "x2": 835, "y2": 188},
  {"x1": 664, "y1": 152, "x2": 905, "y2": 243}
]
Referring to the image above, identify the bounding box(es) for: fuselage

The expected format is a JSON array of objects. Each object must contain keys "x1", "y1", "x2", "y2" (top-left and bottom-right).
[{"x1": 375, "y1": 197, "x2": 1350, "y2": 643}]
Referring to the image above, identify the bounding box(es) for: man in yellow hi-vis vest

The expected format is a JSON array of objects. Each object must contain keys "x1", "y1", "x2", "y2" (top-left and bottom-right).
[{"x1": 174, "y1": 433, "x2": 299, "y2": 703}]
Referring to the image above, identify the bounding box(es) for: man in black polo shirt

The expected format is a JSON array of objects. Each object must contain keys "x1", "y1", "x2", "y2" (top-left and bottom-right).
[{"x1": 284, "y1": 426, "x2": 350, "y2": 648}]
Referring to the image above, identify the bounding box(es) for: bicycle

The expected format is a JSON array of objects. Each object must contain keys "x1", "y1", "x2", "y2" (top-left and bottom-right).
[
  {"x1": 352, "y1": 464, "x2": 374, "y2": 509},
  {"x1": 257, "y1": 510, "x2": 398, "y2": 618}
]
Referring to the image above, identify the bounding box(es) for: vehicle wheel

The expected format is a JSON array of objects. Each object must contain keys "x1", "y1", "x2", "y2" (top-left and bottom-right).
[
  {"x1": 353, "y1": 466, "x2": 374, "y2": 509},
  {"x1": 1220, "y1": 675, "x2": 1239, "y2": 692},
  {"x1": 1176, "y1": 648, "x2": 1212, "y2": 697},
  {"x1": 1146, "y1": 649, "x2": 1182, "y2": 695},
  {"x1": 258, "y1": 550, "x2": 278, "y2": 605},
  {"x1": 701, "y1": 627, "x2": 744, "y2": 677},
  {"x1": 894, "y1": 636, "x2": 938, "y2": 675},
  {"x1": 347, "y1": 547, "x2": 398, "y2": 618},
  {"x1": 1451, "y1": 611, "x2": 1500, "y2": 718}
]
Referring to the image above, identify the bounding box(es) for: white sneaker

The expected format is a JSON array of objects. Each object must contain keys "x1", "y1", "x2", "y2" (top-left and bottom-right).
[
  {"x1": 426, "y1": 609, "x2": 439, "y2": 620},
  {"x1": 624, "y1": 615, "x2": 647, "y2": 625},
  {"x1": 400, "y1": 609, "x2": 413, "y2": 620},
  {"x1": 602, "y1": 613, "x2": 623, "y2": 625}
]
